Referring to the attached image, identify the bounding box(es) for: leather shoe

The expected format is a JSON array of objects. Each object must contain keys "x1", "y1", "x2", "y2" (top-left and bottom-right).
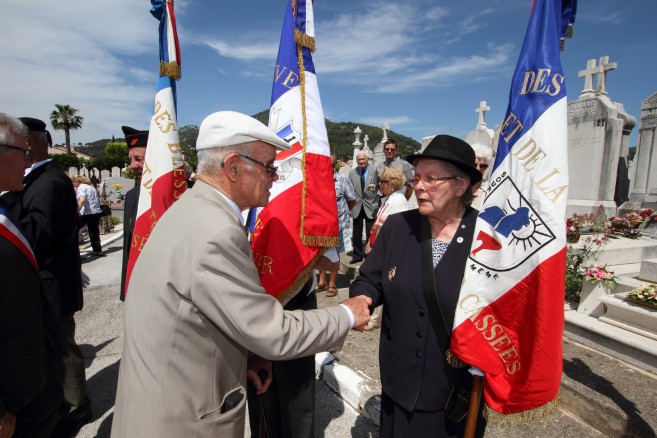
[{"x1": 350, "y1": 257, "x2": 363, "y2": 264}]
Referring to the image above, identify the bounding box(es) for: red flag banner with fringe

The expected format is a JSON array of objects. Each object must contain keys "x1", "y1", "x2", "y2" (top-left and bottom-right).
[
  {"x1": 250, "y1": 0, "x2": 338, "y2": 305},
  {"x1": 124, "y1": 0, "x2": 186, "y2": 297},
  {"x1": 449, "y1": 0, "x2": 577, "y2": 426}
]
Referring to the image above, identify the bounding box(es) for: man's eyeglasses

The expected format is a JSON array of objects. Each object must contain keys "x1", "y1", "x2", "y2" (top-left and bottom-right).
[
  {"x1": 0, "y1": 143, "x2": 32, "y2": 161},
  {"x1": 384, "y1": 148, "x2": 396, "y2": 152},
  {"x1": 411, "y1": 175, "x2": 462, "y2": 188},
  {"x1": 475, "y1": 163, "x2": 489, "y2": 170},
  {"x1": 238, "y1": 154, "x2": 278, "y2": 177}
]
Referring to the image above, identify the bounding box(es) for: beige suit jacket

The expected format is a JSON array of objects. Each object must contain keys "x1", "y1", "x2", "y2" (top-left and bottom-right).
[{"x1": 111, "y1": 180, "x2": 351, "y2": 437}]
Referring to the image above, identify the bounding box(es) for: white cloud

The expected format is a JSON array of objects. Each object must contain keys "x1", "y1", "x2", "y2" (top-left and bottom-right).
[
  {"x1": 189, "y1": 2, "x2": 512, "y2": 96},
  {"x1": 202, "y1": 39, "x2": 277, "y2": 61},
  {"x1": 0, "y1": 0, "x2": 160, "y2": 143}
]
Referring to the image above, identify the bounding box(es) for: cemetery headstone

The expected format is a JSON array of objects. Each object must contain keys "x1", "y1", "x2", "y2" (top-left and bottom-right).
[
  {"x1": 620, "y1": 91, "x2": 657, "y2": 215},
  {"x1": 566, "y1": 57, "x2": 635, "y2": 217}
]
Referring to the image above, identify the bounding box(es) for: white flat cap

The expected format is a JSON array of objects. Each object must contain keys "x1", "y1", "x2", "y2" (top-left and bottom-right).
[{"x1": 196, "y1": 111, "x2": 290, "y2": 151}]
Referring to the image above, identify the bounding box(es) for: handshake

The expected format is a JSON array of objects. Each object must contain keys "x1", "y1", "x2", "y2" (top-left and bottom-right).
[{"x1": 339, "y1": 295, "x2": 373, "y2": 332}]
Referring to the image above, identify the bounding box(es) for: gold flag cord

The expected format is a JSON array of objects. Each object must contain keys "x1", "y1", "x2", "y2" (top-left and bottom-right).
[{"x1": 294, "y1": 12, "x2": 337, "y2": 248}]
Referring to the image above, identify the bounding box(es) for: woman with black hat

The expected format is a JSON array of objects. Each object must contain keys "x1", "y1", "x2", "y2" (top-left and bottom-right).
[{"x1": 350, "y1": 135, "x2": 485, "y2": 437}]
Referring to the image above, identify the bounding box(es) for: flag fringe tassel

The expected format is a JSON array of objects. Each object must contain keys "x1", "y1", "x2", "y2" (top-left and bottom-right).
[
  {"x1": 160, "y1": 61, "x2": 181, "y2": 79},
  {"x1": 275, "y1": 251, "x2": 324, "y2": 304},
  {"x1": 483, "y1": 394, "x2": 560, "y2": 427},
  {"x1": 294, "y1": 28, "x2": 316, "y2": 52},
  {"x1": 301, "y1": 235, "x2": 339, "y2": 247}
]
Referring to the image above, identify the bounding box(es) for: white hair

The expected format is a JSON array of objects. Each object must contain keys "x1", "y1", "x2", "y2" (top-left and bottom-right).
[
  {"x1": 196, "y1": 142, "x2": 255, "y2": 175},
  {"x1": 0, "y1": 113, "x2": 27, "y2": 154},
  {"x1": 471, "y1": 143, "x2": 493, "y2": 164}
]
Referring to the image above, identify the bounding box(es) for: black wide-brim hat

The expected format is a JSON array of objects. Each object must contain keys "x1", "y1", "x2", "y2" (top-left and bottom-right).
[{"x1": 406, "y1": 135, "x2": 482, "y2": 184}]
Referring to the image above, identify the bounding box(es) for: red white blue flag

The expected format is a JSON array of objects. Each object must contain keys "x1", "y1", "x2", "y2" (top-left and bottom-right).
[
  {"x1": 124, "y1": 0, "x2": 186, "y2": 297},
  {"x1": 450, "y1": 0, "x2": 576, "y2": 424},
  {"x1": 0, "y1": 201, "x2": 38, "y2": 270},
  {"x1": 251, "y1": 0, "x2": 338, "y2": 304}
]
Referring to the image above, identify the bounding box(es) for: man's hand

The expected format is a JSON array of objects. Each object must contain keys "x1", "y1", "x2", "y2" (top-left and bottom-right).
[
  {"x1": 247, "y1": 355, "x2": 272, "y2": 395},
  {"x1": 340, "y1": 295, "x2": 372, "y2": 332},
  {"x1": 0, "y1": 411, "x2": 16, "y2": 438}
]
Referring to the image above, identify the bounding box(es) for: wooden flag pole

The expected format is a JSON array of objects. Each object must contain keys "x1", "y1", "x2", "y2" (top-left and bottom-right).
[{"x1": 463, "y1": 375, "x2": 484, "y2": 438}]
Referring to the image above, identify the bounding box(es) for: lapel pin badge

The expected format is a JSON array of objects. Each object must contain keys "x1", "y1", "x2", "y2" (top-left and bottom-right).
[{"x1": 388, "y1": 266, "x2": 397, "y2": 282}]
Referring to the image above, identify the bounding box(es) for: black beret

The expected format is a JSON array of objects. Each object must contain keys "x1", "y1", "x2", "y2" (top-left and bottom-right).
[
  {"x1": 122, "y1": 126, "x2": 149, "y2": 149},
  {"x1": 19, "y1": 117, "x2": 52, "y2": 146}
]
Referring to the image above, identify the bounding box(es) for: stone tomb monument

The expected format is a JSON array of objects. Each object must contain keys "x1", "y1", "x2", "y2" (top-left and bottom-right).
[
  {"x1": 465, "y1": 100, "x2": 495, "y2": 153},
  {"x1": 620, "y1": 91, "x2": 657, "y2": 215},
  {"x1": 566, "y1": 56, "x2": 635, "y2": 217}
]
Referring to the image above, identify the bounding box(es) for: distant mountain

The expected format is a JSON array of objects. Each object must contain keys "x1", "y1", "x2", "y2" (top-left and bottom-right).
[
  {"x1": 75, "y1": 112, "x2": 421, "y2": 162},
  {"x1": 252, "y1": 109, "x2": 421, "y2": 160},
  {"x1": 75, "y1": 138, "x2": 115, "y2": 157}
]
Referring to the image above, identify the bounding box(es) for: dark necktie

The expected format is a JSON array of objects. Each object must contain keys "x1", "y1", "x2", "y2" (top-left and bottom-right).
[{"x1": 360, "y1": 168, "x2": 365, "y2": 191}]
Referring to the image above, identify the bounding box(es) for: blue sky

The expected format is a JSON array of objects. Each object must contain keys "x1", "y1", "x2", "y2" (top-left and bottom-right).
[{"x1": 2, "y1": 0, "x2": 655, "y2": 149}]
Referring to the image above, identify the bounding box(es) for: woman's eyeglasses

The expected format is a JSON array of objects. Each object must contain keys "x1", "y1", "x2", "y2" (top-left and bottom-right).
[
  {"x1": 410, "y1": 175, "x2": 461, "y2": 188},
  {"x1": 0, "y1": 143, "x2": 32, "y2": 161},
  {"x1": 475, "y1": 163, "x2": 489, "y2": 170}
]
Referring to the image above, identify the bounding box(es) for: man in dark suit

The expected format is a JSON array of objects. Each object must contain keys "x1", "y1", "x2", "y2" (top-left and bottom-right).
[
  {"x1": 2, "y1": 117, "x2": 91, "y2": 436},
  {"x1": 348, "y1": 150, "x2": 380, "y2": 263},
  {"x1": 119, "y1": 126, "x2": 147, "y2": 301},
  {"x1": 0, "y1": 113, "x2": 64, "y2": 438}
]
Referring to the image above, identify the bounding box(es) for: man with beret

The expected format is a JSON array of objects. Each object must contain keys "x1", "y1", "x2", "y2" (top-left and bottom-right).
[
  {"x1": 0, "y1": 113, "x2": 65, "y2": 438},
  {"x1": 1, "y1": 116, "x2": 91, "y2": 436},
  {"x1": 111, "y1": 111, "x2": 372, "y2": 438},
  {"x1": 119, "y1": 126, "x2": 148, "y2": 301}
]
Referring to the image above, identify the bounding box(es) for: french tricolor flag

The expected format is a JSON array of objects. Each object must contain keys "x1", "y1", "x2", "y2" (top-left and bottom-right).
[
  {"x1": 124, "y1": 0, "x2": 186, "y2": 297},
  {"x1": 450, "y1": 0, "x2": 576, "y2": 424},
  {"x1": 251, "y1": 0, "x2": 339, "y2": 304}
]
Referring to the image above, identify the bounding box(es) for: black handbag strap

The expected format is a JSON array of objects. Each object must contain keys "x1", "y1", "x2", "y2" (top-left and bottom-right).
[{"x1": 419, "y1": 216, "x2": 452, "y2": 354}]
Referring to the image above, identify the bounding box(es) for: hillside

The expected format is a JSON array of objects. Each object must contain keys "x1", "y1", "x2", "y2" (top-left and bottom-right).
[
  {"x1": 73, "y1": 112, "x2": 422, "y2": 162},
  {"x1": 252, "y1": 109, "x2": 421, "y2": 160}
]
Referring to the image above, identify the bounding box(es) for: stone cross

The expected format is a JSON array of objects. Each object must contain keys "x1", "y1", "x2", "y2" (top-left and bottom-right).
[
  {"x1": 596, "y1": 55, "x2": 617, "y2": 96},
  {"x1": 382, "y1": 123, "x2": 389, "y2": 142},
  {"x1": 578, "y1": 58, "x2": 599, "y2": 96},
  {"x1": 363, "y1": 135, "x2": 369, "y2": 150},
  {"x1": 475, "y1": 101, "x2": 490, "y2": 128}
]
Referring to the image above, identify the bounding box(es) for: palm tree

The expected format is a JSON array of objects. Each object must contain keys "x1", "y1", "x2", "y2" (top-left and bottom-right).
[{"x1": 50, "y1": 104, "x2": 83, "y2": 154}]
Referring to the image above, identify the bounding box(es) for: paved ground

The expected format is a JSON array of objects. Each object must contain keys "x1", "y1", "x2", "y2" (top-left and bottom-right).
[{"x1": 72, "y1": 231, "x2": 656, "y2": 437}]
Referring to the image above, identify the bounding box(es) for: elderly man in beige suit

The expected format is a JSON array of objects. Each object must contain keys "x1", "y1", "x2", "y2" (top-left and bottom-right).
[{"x1": 111, "y1": 111, "x2": 371, "y2": 437}]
